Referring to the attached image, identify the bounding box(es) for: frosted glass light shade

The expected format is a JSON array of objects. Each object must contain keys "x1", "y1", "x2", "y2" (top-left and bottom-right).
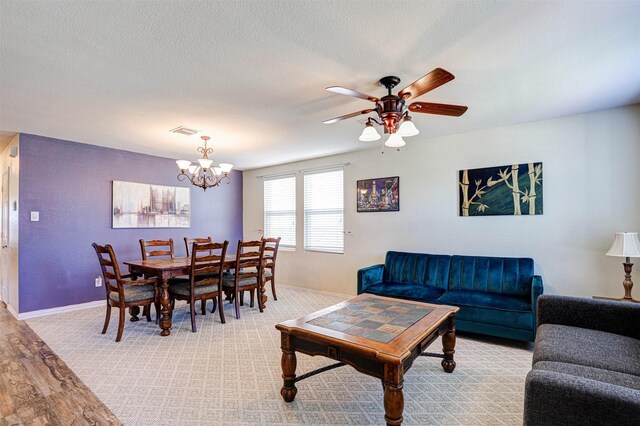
[
  {"x1": 212, "y1": 167, "x2": 222, "y2": 176},
  {"x1": 359, "y1": 124, "x2": 381, "y2": 141},
  {"x1": 384, "y1": 133, "x2": 406, "y2": 148},
  {"x1": 219, "y1": 163, "x2": 233, "y2": 173},
  {"x1": 606, "y1": 232, "x2": 640, "y2": 257},
  {"x1": 176, "y1": 160, "x2": 191, "y2": 171},
  {"x1": 398, "y1": 118, "x2": 419, "y2": 137},
  {"x1": 198, "y1": 158, "x2": 214, "y2": 170},
  {"x1": 188, "y1": 165, "x2": 199, "y2": 175}
]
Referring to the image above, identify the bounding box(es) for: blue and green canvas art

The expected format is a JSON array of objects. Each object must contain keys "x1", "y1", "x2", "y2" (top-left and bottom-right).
[{"x1": 459, "y1": 162, "x2": 543, "y2": 216}]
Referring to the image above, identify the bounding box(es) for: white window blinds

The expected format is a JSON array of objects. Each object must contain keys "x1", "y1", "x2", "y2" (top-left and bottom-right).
[
  {"x1": 304, "y1": 168, "x2": 344, "y2": 254},
  {"x1": 264, "y1": 175, "x2": 296, "y2": 248}
]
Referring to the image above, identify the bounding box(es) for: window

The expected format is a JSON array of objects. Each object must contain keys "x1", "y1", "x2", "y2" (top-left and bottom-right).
[
  {"x1": 264, "y1": 175, "x2": 296, "y2": 248},
  {"x1": 304, "y1": 168, "x2": 344, "y2": 253}
]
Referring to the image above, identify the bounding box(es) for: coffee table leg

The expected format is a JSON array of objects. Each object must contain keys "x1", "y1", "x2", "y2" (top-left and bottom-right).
[
  {"x1": 280, "y1": 334, "x2": 297, "y2": 402},
  {"x1": 441, "y1": 315, "x2": 456, "y2": 373},
  {"x1": 383, "y1": 365, "x2": 404, "y2": 426},
  {"x1": 159, "y1": 278, "x2": 172, "y2": 336}
]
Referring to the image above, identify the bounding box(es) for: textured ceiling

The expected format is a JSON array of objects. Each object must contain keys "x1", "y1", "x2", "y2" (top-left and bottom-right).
[{"x1": 1, "y1": 1, "x2": 639, "y2": 170}]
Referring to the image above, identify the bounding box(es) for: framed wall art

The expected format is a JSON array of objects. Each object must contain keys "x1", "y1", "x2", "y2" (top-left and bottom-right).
[
  {"x1": 357, "y1": 176, "x2": 399, "y2": 212},
  {"x1": 459, "y1": 162, "x2": 543, "y2": 216},
  {"x1": 112, "y1": 180, "x2": 190, "y2": 228}
]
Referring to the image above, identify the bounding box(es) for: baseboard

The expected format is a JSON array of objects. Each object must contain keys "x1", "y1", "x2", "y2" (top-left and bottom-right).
[
  {"x1": 278, "y1": 284, "x2": 352, "y2": 299},
  {"x1": 6, "y1": 303, "x2": 19, "y2": 320},
  {"x1": 18, "y1": 300, "x2": 104, "y2": 320}
]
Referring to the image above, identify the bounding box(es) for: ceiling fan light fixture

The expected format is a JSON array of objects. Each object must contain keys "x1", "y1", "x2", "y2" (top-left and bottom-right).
[
  {"x1": 359, "y1": 122, "x2": 381, "y2": 141},
  {"x1": 398, "y1": 116, "x2": 419, "y2": 137},
  {"x1": 384, "y1": 133, "x2": 406, "y2": 149}
]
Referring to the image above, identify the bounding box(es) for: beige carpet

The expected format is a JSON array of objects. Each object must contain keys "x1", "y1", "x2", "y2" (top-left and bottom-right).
[{"x1": 27, "y1": 287, "x2": 533, "y2": 425}]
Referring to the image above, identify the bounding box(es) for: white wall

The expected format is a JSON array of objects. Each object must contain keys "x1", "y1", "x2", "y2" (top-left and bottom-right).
[
  {"x1": 0, "y1": 134, "x2": 20, "y2": 315},
  {"x1": 243, "y1": 105, "x2": 640, "y2": 298}
]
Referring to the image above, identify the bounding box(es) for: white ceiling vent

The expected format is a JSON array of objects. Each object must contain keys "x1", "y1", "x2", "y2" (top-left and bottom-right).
[{"x1": 169, "y1": 126, "x2": 199, "y2": 136}]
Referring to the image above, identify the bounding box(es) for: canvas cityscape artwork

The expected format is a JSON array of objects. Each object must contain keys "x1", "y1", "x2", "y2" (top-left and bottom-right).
[
  {"x1": 112, "y1": 180, "x2": 190, "y2": 228},
  {"x1": 357, "y1": 177, "x2": 399, "y2": 212},
  {"x1": 459, "y1": 162, "x2": 543, "y2": 216}
]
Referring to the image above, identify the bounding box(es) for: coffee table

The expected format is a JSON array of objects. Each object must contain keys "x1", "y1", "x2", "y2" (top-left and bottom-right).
[{"x1": 275, "y1": 293, "x2": 459, "y2": 426}]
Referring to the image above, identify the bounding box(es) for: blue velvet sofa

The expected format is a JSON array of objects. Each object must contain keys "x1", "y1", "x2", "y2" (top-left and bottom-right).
[{"x1": 357, "y1": 251, "x2": 543, "y2": 341}]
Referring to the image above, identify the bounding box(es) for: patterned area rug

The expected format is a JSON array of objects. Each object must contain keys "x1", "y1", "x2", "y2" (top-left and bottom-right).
[{"x1": 27, "y1": 287, "x2": 532, "y2": 425}]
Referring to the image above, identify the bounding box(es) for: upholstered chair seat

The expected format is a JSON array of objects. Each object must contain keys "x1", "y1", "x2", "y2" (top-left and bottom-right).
[{"x1": 108, "y1": 285, "x2": 156, "y2": 303}]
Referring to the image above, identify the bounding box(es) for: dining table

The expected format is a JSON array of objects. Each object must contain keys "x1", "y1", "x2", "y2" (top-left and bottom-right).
[{"x1": 124, "y1": 255, "x2": 267, "y2": 336}]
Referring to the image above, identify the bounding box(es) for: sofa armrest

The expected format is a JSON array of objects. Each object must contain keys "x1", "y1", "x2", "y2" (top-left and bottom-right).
[
  {"x1": 357, "y1": 264, "x2": 384, "y2": 294},
  {"x1": 524, "y1": 369, "x2": 640, "y2": 426},
  {"x1": 531, "y1": 275, "x2": 543, "y2": 328},
  {"x1": 537, "y1": 295, "x2": 640, "y2": 339}
]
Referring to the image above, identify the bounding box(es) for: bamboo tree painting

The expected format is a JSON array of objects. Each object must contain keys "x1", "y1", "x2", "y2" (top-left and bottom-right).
[{"x1": 458, "y1": 162, "x2": 543, "y2": 216}]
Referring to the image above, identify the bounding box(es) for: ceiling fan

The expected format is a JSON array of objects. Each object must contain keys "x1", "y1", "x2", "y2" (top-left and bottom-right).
[{"x1": 323, "y1": 68, "x2": 468, "y2": 149}]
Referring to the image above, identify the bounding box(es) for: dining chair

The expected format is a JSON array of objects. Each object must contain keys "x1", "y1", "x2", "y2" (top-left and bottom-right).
[
  {"x1": 262, "y1": 237, "x2": 281, "y2": 301},
  {"x1": 92, "y1": 243, "x2": 159, "y2": 342},
  {"x1": 185, "y1": 237, "x2": 219, "y2": 312},
  {"x1": 222, "y1": 240, "x2": 266, "y2": 319},
  {"x1": 139, "y1": 238, "x2": 181, "y2": 319},
  {"x1": 184, "y1": 236, "x2": 212, "y2": 257},
  {"x1": 169, "y1": 240, "x2": 229, "y2": 331},
  {"x1": 139, "y1": 239, "x2": 175, "y2": 259}
]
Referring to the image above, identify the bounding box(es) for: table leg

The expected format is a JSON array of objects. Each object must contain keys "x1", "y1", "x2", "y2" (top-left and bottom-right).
[
  {"x1": 129, "y1": 306, "x2": 140, "y2": 322},
  {"x1": 280, "y1": 333, "x2": 297, "y2": 402},
  {"x1": 158, "y1": 278, "x2": 172, "y2": 336},
  {"x1": 259, "y1": 279, "x2": 267, "y2": 311},
  {"x1": 383, "y1": 364, "x2": 404, "y2": 426},
  {"x1": 441, "y1": 315, "x2": 456, "y2": 373}
]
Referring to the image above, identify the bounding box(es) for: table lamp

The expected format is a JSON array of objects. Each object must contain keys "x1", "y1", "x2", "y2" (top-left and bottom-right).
[{"x1": 602, "y1": 232, "x2": 640, "y2": 303}]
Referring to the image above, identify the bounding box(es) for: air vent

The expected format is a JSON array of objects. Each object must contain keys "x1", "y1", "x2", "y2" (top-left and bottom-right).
[{"x1": 169, "y1": 126, "x2": 199, "y2": 136}]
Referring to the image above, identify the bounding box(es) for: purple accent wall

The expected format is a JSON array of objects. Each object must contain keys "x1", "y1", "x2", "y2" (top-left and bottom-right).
[{"x1": 19, "y1": 134, "x2": 243, "y2": 313}]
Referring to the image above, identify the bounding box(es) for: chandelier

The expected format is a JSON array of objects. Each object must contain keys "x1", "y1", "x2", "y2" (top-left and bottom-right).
[{"x1": 176, "y1": 136, "x2": 233, "y2": 191}]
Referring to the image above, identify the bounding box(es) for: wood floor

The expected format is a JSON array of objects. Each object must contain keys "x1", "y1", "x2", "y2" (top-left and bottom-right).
[{"x1": 0, "y1": 306, "x2": 120, "y2": 425}]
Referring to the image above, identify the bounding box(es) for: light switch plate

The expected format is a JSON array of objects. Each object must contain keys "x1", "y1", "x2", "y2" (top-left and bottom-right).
[{"x1": 30, "y1": 211, "x2": 39, "y2": 221}]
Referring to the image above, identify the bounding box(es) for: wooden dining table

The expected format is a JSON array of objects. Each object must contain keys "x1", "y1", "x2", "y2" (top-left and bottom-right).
[{"x1": 124, "y1": 255, "x2": 267, "y2": 336}]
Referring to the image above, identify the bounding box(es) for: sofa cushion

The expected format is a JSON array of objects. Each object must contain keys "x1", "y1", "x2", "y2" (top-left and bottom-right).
[
  {"x1": 384, "y1": 251, "x2": 451, "y2": 290},
  {"x1": 438, "y1": 290, "x2": 531, "y2": 311},
  {"x1": 364, "y1": 282, "x2": 445, "y2": 302},
  {"x1": 448, "y1": 255, "x2": 534, "y2": 297},
  {"x1": 437, "y1": 290, "x2": 533, "y2": 330},
  {"x1": 533, "y1": 361, "x2": 640, "y2": 391},
  {"x1": 534, "y1": 324, "x2": 640, "y2": 377}
]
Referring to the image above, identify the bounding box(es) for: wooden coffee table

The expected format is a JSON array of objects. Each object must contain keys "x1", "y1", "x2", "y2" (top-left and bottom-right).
[{"x1": 275, "y1": 293, "x2": 459, "y2": 426}]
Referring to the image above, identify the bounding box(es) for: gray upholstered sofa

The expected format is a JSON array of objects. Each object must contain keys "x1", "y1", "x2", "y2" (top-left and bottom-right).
[{"x1": 524, "y1": 295, "x2": 640, "y2": 426}]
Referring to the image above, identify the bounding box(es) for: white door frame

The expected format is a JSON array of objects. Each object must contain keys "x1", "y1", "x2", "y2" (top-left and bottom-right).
[{"x1": 1, "y1": 167, "x2": 9, "y2": 305}]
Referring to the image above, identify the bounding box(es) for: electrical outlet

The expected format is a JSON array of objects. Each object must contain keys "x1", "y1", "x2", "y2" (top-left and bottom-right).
[
  {"x1": 94, "y1": 276, "x2": 102, "y2": 287},
  {"x1": 30, "y1": 211, "x2": 39, "y2": 221}
]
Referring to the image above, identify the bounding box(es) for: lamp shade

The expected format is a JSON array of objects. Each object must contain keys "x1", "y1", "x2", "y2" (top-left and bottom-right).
[
  {"x1": 384, "y1": 133, "x2": 406, "y2": 148},
  {"x1": 219, "y1": 163, "x2": 233, "y2": 173},
  {"x1": 359, "y1": 123, "x2": 381, "y2": 141},
  {"x1": 176, "y1": 160, "x2": 191, "y2": 171},
  {"x1": 398, "y1": 117, "x2": 419, "y2": 137},
  {"x1": 198, "y1": 158, "x2": 214, "y2": 170},
  {"x1": 605, "y1": 232, "x2": 640, "y2": 257}
]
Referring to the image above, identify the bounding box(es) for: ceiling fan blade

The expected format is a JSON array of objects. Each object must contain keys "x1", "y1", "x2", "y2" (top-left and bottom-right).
[
  {"x1": 326, "y1": 86, "x2": 379, "y2": 102},
  {"x1": 323, "y1": 109, "x2": 375, "y2": 124},
  {"x1": 409, "y1": 102, "x2": 468, "y2": 117},
  {"x1": 398, "y1": 68, "x2": 455, "y2": 100}
]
